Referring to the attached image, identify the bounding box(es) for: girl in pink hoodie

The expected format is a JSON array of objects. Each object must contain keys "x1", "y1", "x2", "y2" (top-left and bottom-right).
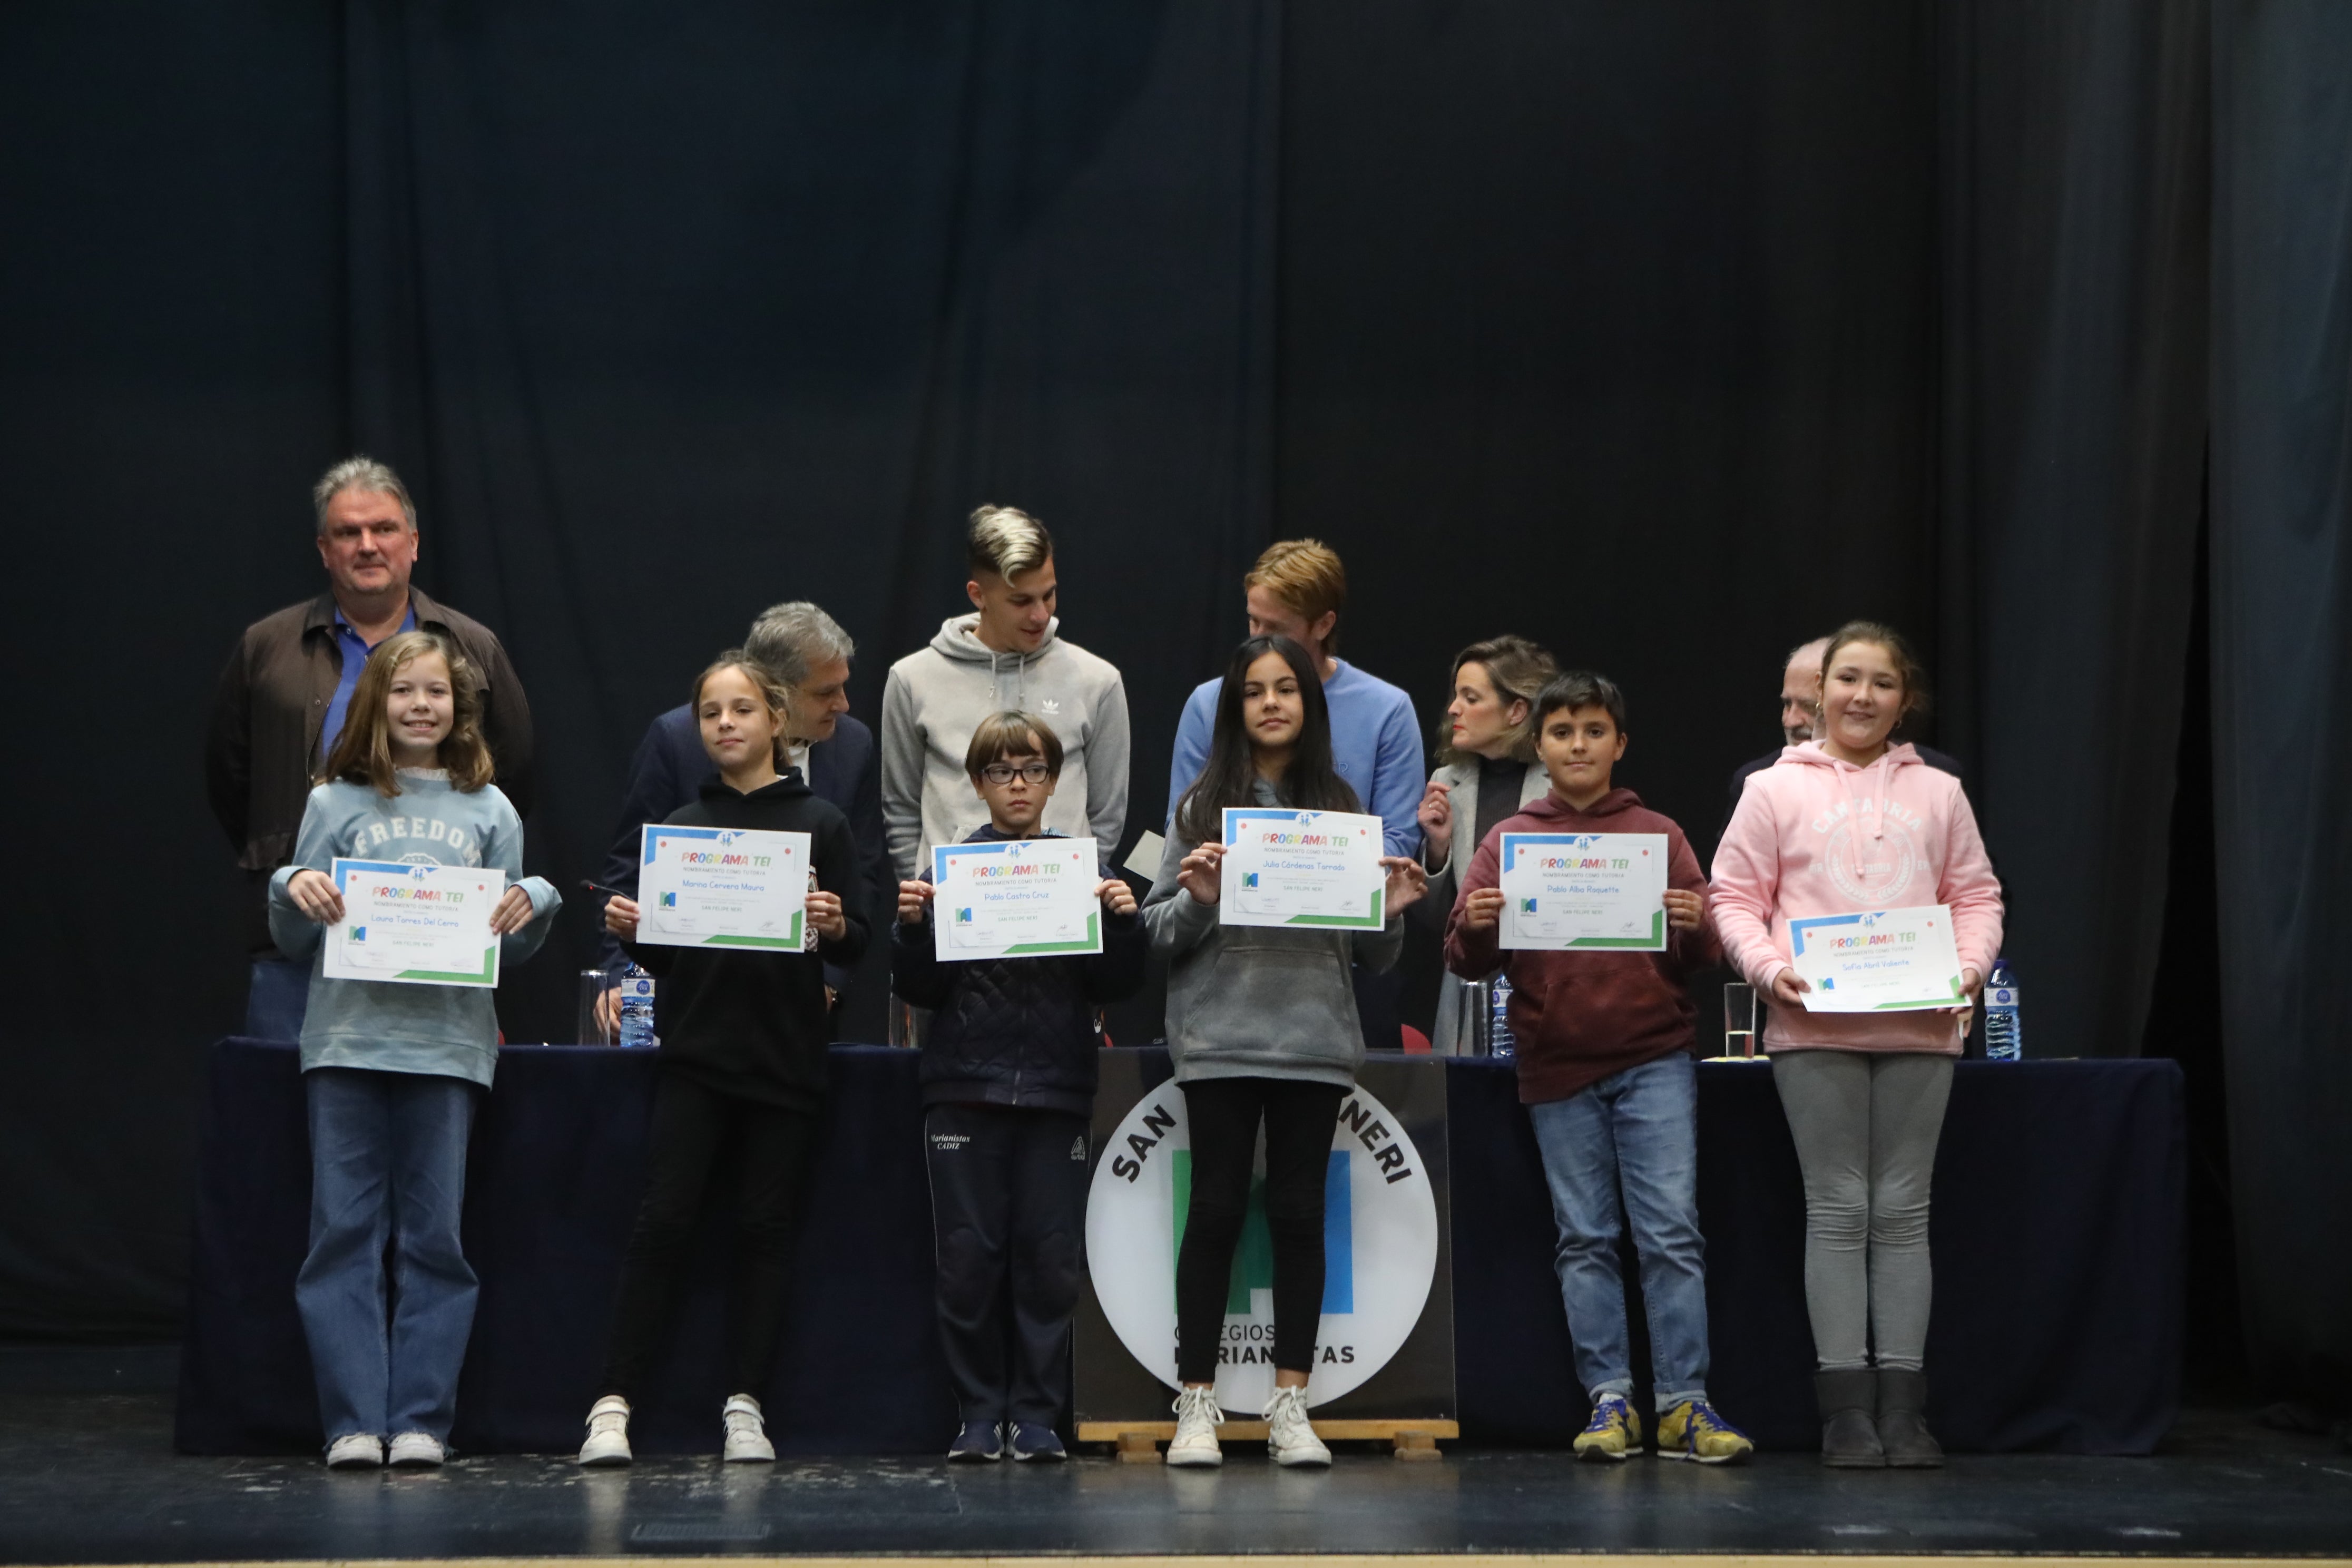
[{"x1": 1711, "y1": 622, "x2": 2002, "y2": 1471}]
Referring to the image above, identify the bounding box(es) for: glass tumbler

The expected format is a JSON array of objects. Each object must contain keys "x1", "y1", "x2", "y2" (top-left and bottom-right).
[
  {"x1": 1721, "y1": 982, "x2": 1758, "y2": 1060},
  {"x1": 576, "y1": 969, "x2": 616, "y2": 1046}
]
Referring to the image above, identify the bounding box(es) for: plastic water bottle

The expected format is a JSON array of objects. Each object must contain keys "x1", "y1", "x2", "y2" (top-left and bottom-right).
[
  {"x1": 1983, "y1": 957, "x2": 2022, "y2": 1061},
  {"x1": 1487, "y1": 974, "x2": 1517, "y2": 1060},
  {"x1": 617, "y1": 966, "x2": 658, "y2": 1050}
]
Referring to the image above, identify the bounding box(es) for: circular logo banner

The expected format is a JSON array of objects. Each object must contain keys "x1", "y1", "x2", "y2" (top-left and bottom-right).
[{"x1": 1084, "y1": 1080, "x2": 1437, "y2": 1414}]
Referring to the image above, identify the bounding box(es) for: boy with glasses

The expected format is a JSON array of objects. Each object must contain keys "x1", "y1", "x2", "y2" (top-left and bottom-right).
[{"x1": 891, "y1": 712, "x2": 1146, "y2": 1462}]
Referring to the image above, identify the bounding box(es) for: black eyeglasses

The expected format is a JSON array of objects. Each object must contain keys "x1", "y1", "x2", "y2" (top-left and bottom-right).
[{"x1": 981, "y1": 761, "x2": 1053, "y2": 785}]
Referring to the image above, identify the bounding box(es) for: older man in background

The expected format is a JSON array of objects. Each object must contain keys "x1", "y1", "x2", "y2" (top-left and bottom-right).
[
  {"x1": 207, "y1": 456, "x2": 535, "y2": 1040},
  {"x1": 1720, "y1": 634, "x2": 1965, "y2": 841}
]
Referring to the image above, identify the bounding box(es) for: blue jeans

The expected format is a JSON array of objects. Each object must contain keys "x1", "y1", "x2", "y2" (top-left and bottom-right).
[
  {"x1": 297, "y1": 1067, "x2": 481, "y2": 1446},
  {"x1": 246, "y1": 957, "x2": 311, "y2": 1040},
  {"x1": 1526, "y1": 1051, "x2": 1710, "y2": 1411}
]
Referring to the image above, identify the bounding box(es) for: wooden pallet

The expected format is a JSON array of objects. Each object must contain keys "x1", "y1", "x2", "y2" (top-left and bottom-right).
[{"x1": 1077, "y1": 1418, "x2": 1456, "y2": 1463}]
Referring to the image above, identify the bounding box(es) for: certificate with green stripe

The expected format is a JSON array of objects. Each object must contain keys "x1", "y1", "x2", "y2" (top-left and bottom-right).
[
  {"x1": 1498, "y1": 832, "x2": 1669, "y2": 951},
  {"x1": 1788, "y1": 904, "x2": 1966, "y2": 1011},
  {"x1": 933, "y1": 837, "x2": 1102, "y2": 961},
  {"x1": 636, "y1": 824, "x2": 811, "y2": 950},
  {"x1": 323, "y1": 858, "x2": 505, "y2": 987},
  {"x1": 1220, "y1": 807, "x2": 1386, "y2": 929}
]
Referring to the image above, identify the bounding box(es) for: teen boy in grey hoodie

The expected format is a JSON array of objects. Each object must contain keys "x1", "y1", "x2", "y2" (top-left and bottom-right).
[{"x1": 879, "y1": 506, "x2": 1129, "y2": 880}]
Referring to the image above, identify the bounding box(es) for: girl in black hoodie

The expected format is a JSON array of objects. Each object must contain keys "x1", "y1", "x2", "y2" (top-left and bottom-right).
[{"x1": 577, "y1": 653, "x2": 868, "y2": 1467}]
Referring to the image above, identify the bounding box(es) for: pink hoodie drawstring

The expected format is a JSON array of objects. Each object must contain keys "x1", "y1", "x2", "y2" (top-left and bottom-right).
[{"x1": 1832, "y1": 748, "x2": 1893, "y2": 883}]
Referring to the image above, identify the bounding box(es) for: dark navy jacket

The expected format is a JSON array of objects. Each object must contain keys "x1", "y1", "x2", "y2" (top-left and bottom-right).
[
  {"x1": 891, "y1": 825, "x2": 1146, "y2": 1116},
  {"x1": 600, "y1": 707, "x2": 889, "y2": 991}
]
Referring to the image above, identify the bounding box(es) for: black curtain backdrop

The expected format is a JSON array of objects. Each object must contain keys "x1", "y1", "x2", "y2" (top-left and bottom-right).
[
  {"x1": 1937, "y1": 0, "x2": 2209, "y2": 1059},
  {"x1": 2, "y1": 0, "x2": 1278, "y2": 1338},
  {"x1": 2210, "y1": 0, "x2": 2352, "y2": 1403},
  {"x1": 1278, "y1": 0, "x2": 1939, "y2": 856},
  {"x1": 1, "y1": 0, "x2": 2343, "y2": 1401}
]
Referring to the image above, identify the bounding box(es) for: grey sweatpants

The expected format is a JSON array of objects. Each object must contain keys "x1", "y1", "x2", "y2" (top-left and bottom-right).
[{"x1": 1771, "y1": 1050, "x2": 1955, "y2": 1373}]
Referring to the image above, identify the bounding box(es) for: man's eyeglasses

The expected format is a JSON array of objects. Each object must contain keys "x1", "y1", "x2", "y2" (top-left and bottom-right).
[{"x1": 980, "y1": 761, "x2": 1053, "y2": 785}]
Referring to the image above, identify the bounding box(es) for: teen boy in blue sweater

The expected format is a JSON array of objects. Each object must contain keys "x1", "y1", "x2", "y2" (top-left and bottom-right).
[{"x1": 891, "y1": 712, "x2": 1146, "y2": 1462}]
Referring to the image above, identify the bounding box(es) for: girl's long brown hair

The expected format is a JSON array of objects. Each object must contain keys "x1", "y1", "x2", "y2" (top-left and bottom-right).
[
  {"x1": 1174, "y1": 635, "x2": 1358, "y2": 845},
  {"x1": 320, "y1": 630, "x2": 495, "y2": 797}
]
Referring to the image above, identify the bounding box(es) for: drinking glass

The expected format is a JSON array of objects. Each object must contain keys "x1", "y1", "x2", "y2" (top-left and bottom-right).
[
  {"x1": 576, "y1": 969, "x2": 616, "y2": 1046},
  {"x1": 1720, "y1": 982, "x2": 1758, "y2": 1061}
]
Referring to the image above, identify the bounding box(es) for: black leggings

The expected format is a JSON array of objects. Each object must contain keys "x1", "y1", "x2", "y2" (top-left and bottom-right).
[
  {"x1": 1175, "y1": 1076, "x2": 1345, "y2": 1384},
  {"x1": 598, "y1": 1072, "x2": 820, "y2": 1401}
]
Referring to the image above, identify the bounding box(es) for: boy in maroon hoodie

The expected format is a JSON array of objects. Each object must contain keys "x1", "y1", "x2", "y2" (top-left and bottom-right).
[{"x1": 1445, "y1": 671, "x2": 1753, "y2": 1465}]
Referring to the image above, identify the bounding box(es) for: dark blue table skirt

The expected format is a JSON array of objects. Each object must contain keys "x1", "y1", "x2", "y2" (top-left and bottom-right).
[{"x1": 175, "y1": 1042, "x2": 2180, "y2": 1456}]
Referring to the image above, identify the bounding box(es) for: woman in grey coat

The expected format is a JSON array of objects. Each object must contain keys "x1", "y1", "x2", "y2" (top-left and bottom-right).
[
  {"x1": 1410, "y1": 635, "x2": 1558, "y2": 1053},
  {"x1": 1144, "y1": 635, "x2": 1428, "y2": 1469}
]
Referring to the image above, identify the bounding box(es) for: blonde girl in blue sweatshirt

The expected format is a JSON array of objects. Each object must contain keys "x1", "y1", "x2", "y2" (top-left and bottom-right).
[{"x1": 269, "y1": 630, "x2": 561, "y2": 1469}]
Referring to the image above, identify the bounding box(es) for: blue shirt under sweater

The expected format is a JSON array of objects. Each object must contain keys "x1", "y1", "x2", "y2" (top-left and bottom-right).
[
  {"x1": 317, "y1": 602, "x2": 418, "y2": 762},
  {"x1": 1168, "y1": 658, "x2": 1426, "y2": 856},
  {"x1": 269, "y1": 771, "x2": 561, "y2": 1087}
]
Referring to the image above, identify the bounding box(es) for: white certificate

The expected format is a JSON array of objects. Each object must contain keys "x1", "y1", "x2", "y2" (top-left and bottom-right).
[
  {"x1": 1498, "y1": 832, "x2": 1669, "y2": 952},
  {"x1": 933, "y1": 838, "x2": 1103, "y2": 962},
  {"x1": 1219, "y1": 807, "x2": 1386, "y2": 930},
  {"x1": 323, "y1": 859, "x2": 505, "y2": 987},
  {"x1": 635, "y1": 825, "x2": 811, "y2": 949},
  {"x1": 1788, "y1": 904, "x2": 1968, "y2": 1012}
]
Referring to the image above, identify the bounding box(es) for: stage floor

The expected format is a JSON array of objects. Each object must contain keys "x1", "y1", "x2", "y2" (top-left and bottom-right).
[{"x1": 3, "y1": 1385, "x2": 2349, "y2": 1562}]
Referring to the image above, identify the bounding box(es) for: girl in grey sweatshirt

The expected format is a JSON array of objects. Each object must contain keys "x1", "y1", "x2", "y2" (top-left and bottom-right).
[
  {"x1": 1141, "y1": 635, "x2": 1426, "y2": 1468},
  {"x1": 267, "y1": 631, "x2": 560, "y2": 1470}
]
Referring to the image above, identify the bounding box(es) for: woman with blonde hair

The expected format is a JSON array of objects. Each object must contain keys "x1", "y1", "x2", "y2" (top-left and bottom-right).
[{"x1": 1413, "y1": 635, "x2": 1559, "y2": 1053}]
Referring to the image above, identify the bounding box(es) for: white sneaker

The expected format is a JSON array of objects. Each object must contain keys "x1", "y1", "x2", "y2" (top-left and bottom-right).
[
  {"x1": 722, "y1": 1393, "x2": 775, "y2": 1463},
  {"x1": 1265, "y1": 1385, "x2": 1330, "y2": 1467},
  {"x1": 325, "y1": 1433, "x2": 383, "y2": 1469},
  {"x1": 1165, "y1": 1385, "x2": 1224, "y2": 1467},
  {"x1": 386, "y1": 1432, "x2": 445, "y2": 1468},
  {"x1": 578, "y1": 1395, "x2": 633, "y2": 1467}
]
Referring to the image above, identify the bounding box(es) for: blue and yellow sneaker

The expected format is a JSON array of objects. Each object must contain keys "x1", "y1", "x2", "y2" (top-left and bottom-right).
[
  {"x1": 1657, "y1": 1398, "x2": 1755, "y2": 1464},
  {"x1": 1573, "y1": 1393, "x2": 1643, "y2": 1462}
]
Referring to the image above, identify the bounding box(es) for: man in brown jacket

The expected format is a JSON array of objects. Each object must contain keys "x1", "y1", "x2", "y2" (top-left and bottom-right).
[{"x1": 205, "y1": 456, "x2": 535, "y2": 1038}]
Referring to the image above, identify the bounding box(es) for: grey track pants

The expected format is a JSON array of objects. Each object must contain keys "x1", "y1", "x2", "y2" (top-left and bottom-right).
[{"x1": 1771, "y1": 1049, "x2": 1955, "y2": 1373}]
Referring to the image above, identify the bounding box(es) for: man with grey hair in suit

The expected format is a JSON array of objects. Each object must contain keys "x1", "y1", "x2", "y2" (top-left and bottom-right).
[
  {"x1": 207, "y1": 456, "x2": 535, "y2": 1041},
  {"x1": 593, "y1": 601, "x2": 890, "y2": 1031},
  {"x1": 1721, "y1": 635, "x2": 1967, "y2": 845}
]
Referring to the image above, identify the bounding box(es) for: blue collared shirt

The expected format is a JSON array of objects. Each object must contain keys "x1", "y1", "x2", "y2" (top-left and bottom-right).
[
  {"x1": 318, "y1": 601, "x2": 419, "y2": 762},
  {"x1": 1167, "y1": 658, "x2": 1427, "y2": 856}
]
